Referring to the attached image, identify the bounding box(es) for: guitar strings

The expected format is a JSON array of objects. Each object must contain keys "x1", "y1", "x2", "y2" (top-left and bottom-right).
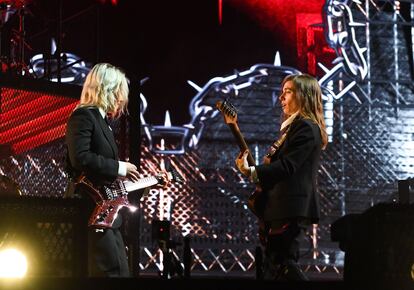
[{"x1": 108, "y1": 176, "x2": 159, "y2": 196}]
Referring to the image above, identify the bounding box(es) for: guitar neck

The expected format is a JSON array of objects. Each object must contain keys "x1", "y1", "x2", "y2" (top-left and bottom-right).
[
  {"x1": 228, "y1": 123, "x2": 255, "y2": 166},
  {"x1": 123, "y1": 175, "x2": 160, "y2": 193}
]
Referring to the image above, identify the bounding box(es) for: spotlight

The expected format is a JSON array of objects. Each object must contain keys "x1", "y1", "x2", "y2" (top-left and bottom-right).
[{"x1": 0, "y1": 248, "x2": 28, "y2": 278}]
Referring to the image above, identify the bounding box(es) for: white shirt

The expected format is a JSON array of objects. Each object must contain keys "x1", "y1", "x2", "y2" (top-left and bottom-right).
[{"x1": 280, "y1": 111, "x2": 299, "y2": 132}]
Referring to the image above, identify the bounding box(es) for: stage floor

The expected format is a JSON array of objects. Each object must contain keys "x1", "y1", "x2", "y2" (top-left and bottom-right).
[{"x1": 1, "y1": 277, "x2": 346, "y2": 290}]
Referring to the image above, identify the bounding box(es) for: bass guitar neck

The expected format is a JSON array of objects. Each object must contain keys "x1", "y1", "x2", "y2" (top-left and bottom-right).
[{"x1": 227, "y1": 123, "x2": 255, "y2": 166}]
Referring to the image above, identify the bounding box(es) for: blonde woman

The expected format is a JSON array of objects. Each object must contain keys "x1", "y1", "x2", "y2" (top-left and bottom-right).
[
  {"x1": 236, "y1": 74, "x2": 327, "y2": 281},
  {"x1": 65, "y1": 63, "x2": 139, "y2": 277}
]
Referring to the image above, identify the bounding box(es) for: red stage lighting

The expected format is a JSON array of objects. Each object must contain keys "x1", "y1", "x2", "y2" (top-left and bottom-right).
[
  {"x1": 0, "y1": 87, "x2": 78, "y2": 155},
  {"x1": 97, "y1": 0, "x2": 118, "y2": 6}
]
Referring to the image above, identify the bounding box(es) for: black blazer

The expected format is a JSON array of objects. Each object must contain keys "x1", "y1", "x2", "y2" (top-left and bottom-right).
[
  {"x1": 65, "y1": 106, "x2": 119, "y2": 185},
  {"x1": 255, "y1": 118, "x2": 322, "y2": 223},
  {"x1": 65, "y1": 106, "x2": 122, "y2": 228}
]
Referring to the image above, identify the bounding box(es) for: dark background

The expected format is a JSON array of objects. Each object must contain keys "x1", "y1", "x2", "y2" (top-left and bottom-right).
[{"x1": 12, "y1": 0, "x2": 303, "y2": 125}]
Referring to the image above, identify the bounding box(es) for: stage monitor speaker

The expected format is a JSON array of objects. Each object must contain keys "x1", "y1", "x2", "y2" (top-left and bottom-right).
[
  {"x1": 0, "y1": 196, "x2": 88, "y2": 277},
  {"x1": 332, "y1": 203, "x2": 414, "y2": 290}
]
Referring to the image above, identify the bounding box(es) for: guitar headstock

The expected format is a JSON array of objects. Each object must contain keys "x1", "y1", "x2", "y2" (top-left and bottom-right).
[
  {"x1": 155, "y1": 169, "x2": 184, "y2": 186},
  {"x1": 170, "y1": 169, "x2": 184, "y2": 184},
  {"x1": 216, "y1": 100, "x2": 238, "y2": 125}
]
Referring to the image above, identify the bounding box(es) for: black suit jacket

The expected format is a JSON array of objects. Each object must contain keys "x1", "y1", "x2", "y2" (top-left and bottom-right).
[
  {"x1": 256, "y1": 118, "x2": 322, "y2": 223},
  {"x1": 65, "y1": 106, "x2": 122, "y2": 228},
  {"x1": 66, "y1": 106, "x2": 119, "y2": 185}
]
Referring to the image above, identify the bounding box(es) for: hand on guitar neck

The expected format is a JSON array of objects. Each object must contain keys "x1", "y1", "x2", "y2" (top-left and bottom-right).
[
  {"x1": 235, "y1": 149, "x2": 251, "y2": 177},
  {"x1": 154, "y1": 170, "x2": 172, "y2": 188}
]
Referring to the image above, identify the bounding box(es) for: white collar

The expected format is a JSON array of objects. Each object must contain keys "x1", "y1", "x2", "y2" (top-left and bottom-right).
[
  {"x1": 98, "y1": 107, "x2": 106, "y2": 120},
  {"x1": 280, "y1": 111, "x2": 299, "y2": 131}
]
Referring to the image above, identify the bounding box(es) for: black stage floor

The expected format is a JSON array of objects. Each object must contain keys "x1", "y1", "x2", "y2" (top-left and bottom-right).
[{"x1": 0, "y1": 277, "x2": 348, "y2": 290}]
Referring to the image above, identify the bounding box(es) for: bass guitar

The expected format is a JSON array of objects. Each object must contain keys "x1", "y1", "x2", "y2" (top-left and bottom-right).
[
  {"x1": 75, "y1": 170, "x2": 183, "y2": 228},
  {"x1": 216, "y1": 100, "x2": 265, "y2": 219}
]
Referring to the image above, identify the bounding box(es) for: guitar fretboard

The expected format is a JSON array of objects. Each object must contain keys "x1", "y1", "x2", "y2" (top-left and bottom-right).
[
  {"x1": 123, "y1": 176, "x2": 159, "y2": 192},
  {"x1": 228, "y1": 123, "x2": 255, "y2": 166}
]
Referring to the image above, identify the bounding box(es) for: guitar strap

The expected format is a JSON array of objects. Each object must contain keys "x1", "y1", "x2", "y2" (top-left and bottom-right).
[{"x1": 265, "y1": 125, "x2": 291, "y2": 159}]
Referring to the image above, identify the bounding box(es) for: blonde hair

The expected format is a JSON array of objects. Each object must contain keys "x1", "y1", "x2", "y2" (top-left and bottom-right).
[
  {"x1": 281, "y1": 74, "x2": 328, "y2": 149},
  {"x1": 78, "y1": 63, "x2": 129, "y2": 117}
]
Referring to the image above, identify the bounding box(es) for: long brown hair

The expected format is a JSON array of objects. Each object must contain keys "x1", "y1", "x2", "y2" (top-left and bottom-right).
[{"x1": 281, "y1": 74, "x2": 328, "y2": 149}]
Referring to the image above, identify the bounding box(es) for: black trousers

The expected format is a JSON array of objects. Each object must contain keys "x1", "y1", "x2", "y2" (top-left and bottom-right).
[
  {"x1": 88, "y1": 228, "x2": 130, "y2": 277},
  {"x1": 262, "y1": 219, "x2": 308, "y2": 281}
]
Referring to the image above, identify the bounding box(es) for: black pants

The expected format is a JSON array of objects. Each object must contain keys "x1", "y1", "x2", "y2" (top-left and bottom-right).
[
  {"x1": 262, "y1": 219, "x2": 308, "y2": 281},
  {"x1": 88, "y1": 228, "x2": 130, "y2": 277}
]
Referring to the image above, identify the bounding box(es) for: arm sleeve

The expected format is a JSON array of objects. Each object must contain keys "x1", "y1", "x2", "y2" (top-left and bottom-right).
[
  {"x1": 255, "y1": 120, "x2": 316, "y2": 189},
  {"x1": 118, "y1": 161, "x2": 127, "y2": 177},
  {"x1": 250, "y1": 166, "x2": 260, "y2": 184}
]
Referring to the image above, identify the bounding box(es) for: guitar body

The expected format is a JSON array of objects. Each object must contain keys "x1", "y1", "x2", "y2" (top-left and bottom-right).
[
  {"x1": 74, "y1": 170, "x2": 183, "y2": 229},
  {"x1": 247, "y1": 187, "x2": 266, "y2": 220},
  {"x1": 75, "y1": 176, "x2": 137, "y2": 228},
  {"x1": 89, "y1": 195, "x2": 137, "y2": 228}
]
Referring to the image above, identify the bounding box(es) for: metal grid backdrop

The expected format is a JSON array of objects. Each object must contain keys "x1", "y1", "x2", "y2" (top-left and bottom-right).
[
  {"x1": 327, "y1": 0, "x2": 414, "y2": 214},
  {"x1": 137, "y1": 0, "x2": 414, "y2": 278},
  {"x1": 0, "y1": 85, "x2": 78, "y2": 196}
]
